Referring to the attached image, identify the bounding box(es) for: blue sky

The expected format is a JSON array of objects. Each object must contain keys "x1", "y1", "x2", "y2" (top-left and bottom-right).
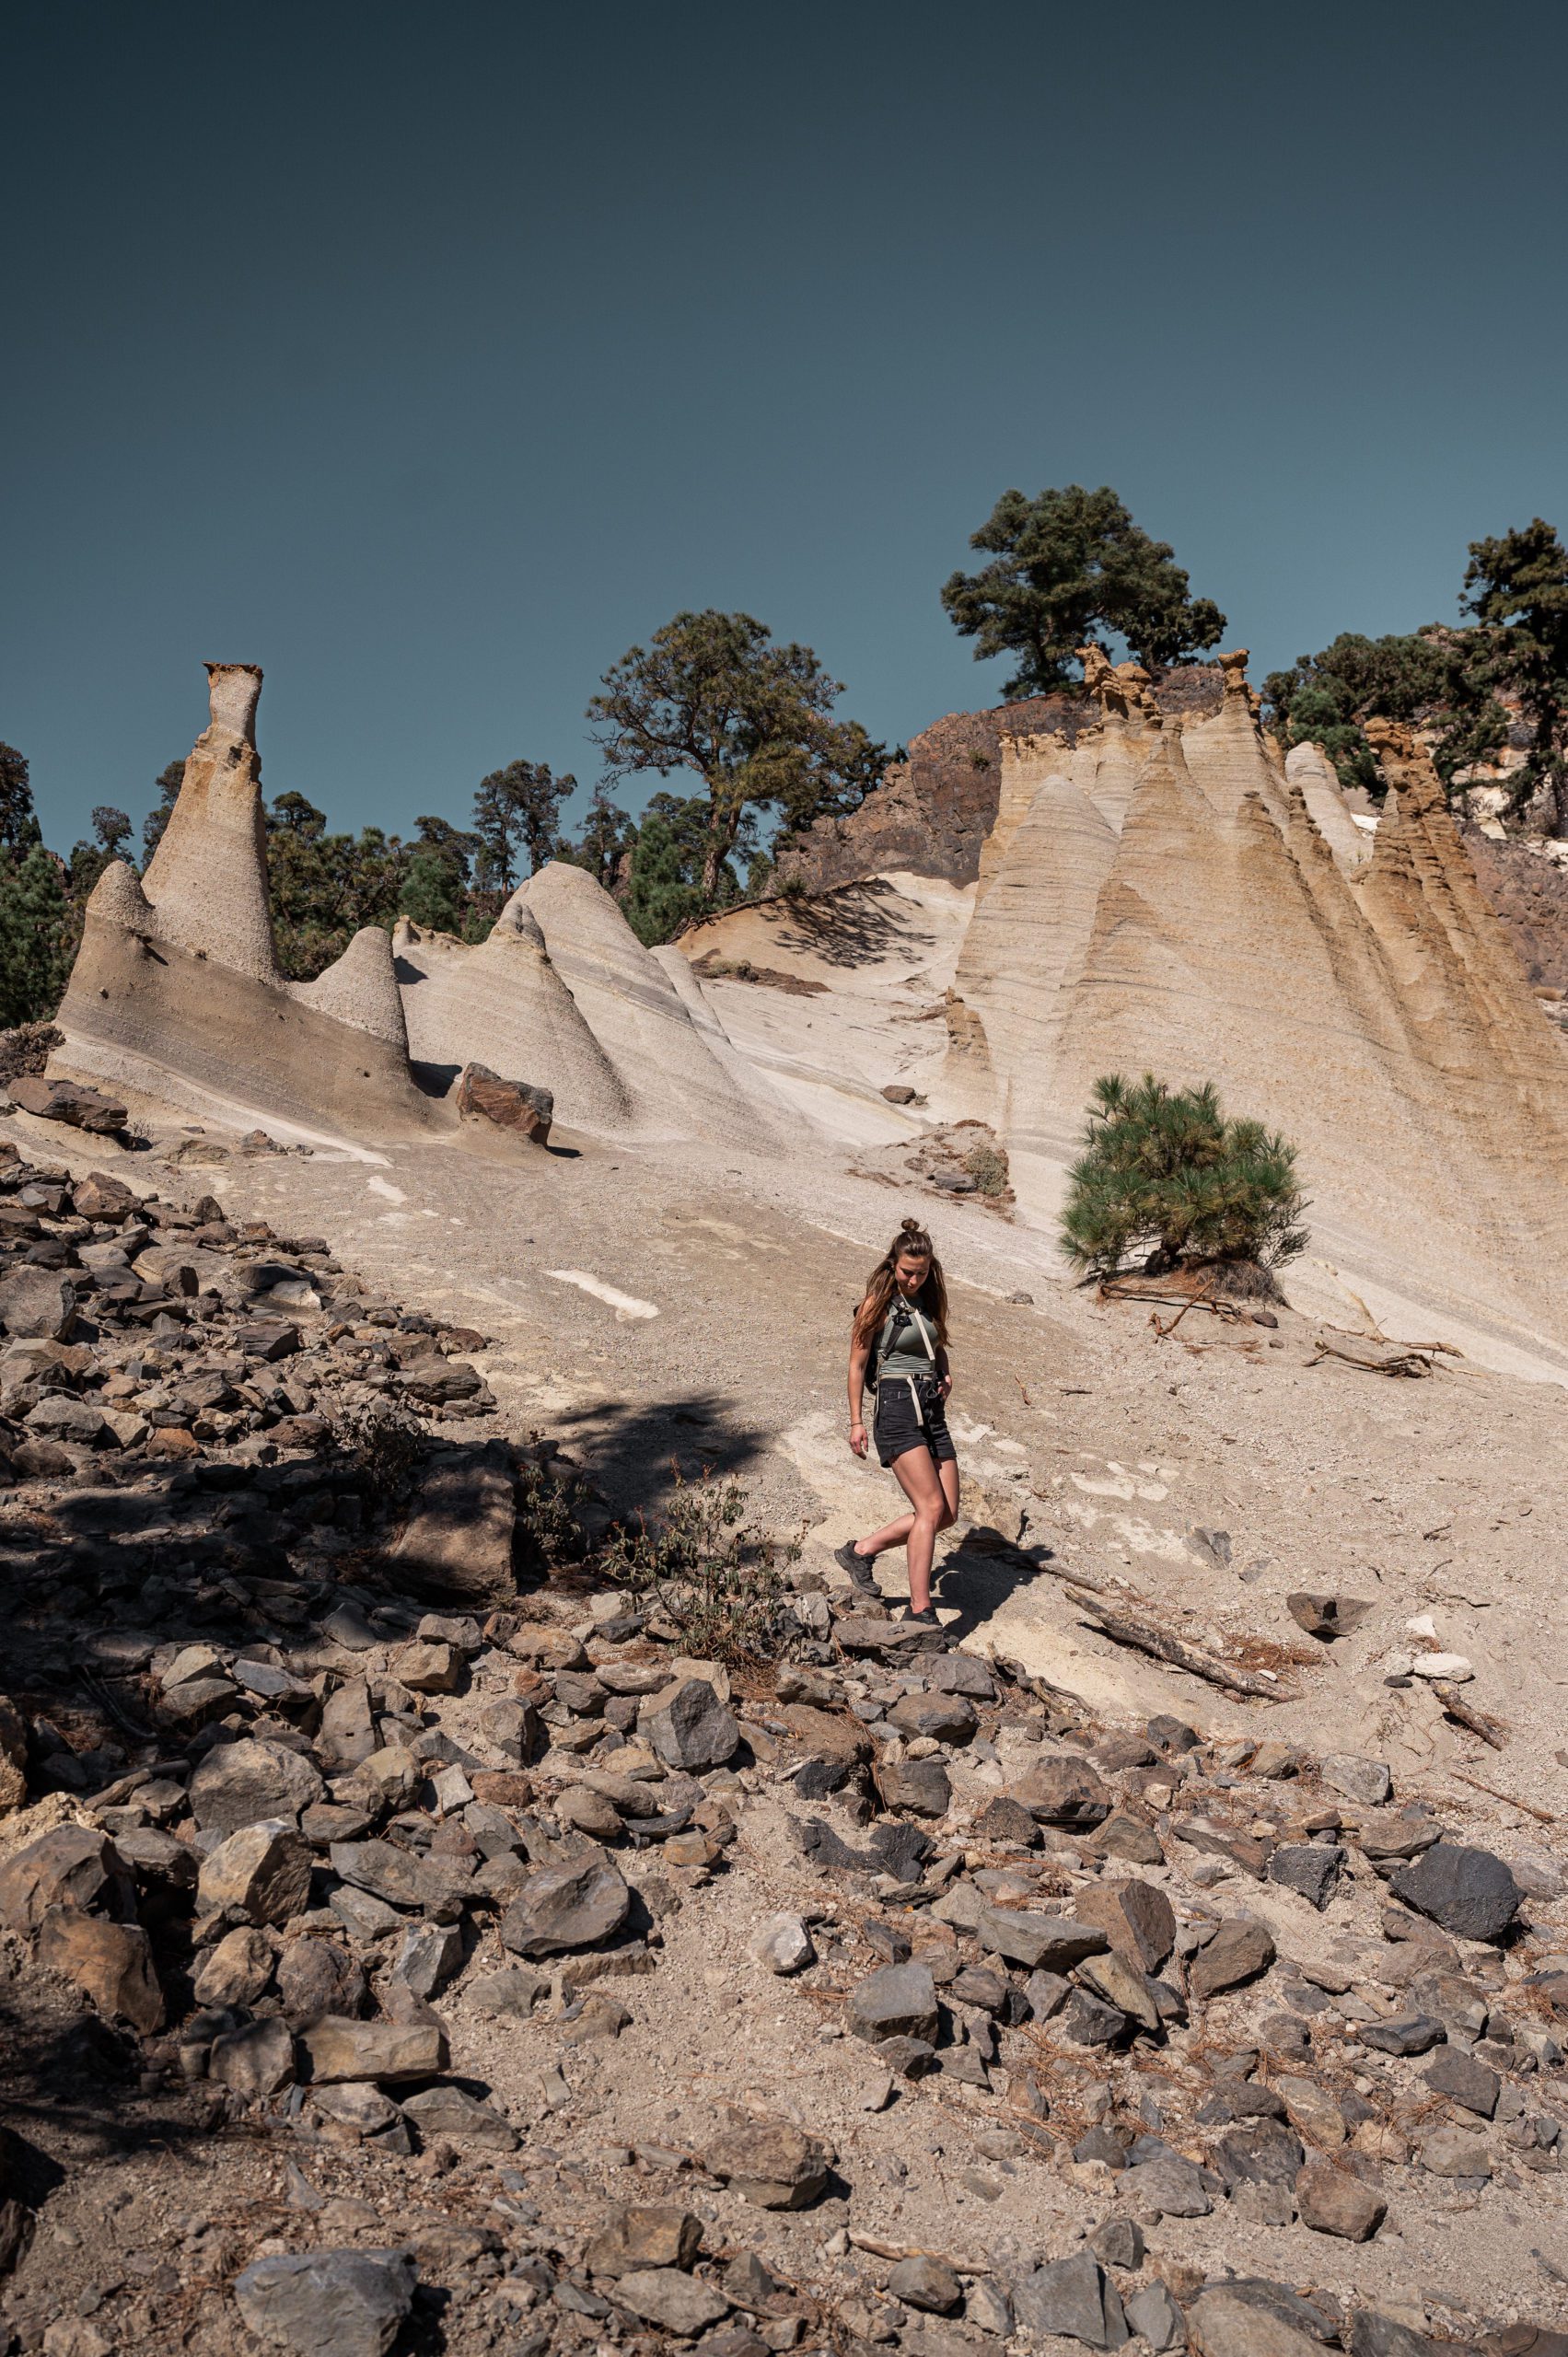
[{"x1": 4, "y1": 0, "x2": 1566, "y2": 853}]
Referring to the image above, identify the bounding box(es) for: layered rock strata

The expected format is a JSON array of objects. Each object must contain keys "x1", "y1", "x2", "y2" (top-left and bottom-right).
[
  {"x1": 397, "y1": 860, "x2": 784, "y2": 1148},
  {"x1": 938, "y1": 656, "x2": 1568, "y2": 1349}
]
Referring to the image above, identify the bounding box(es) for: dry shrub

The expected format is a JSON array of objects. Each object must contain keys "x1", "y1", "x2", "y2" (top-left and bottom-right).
[{"x1": 597, "y1": 1470, "x2": 802, "y2": 1666}]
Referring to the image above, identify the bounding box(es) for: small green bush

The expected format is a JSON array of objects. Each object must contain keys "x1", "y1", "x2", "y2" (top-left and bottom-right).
[
  {"x1": 597, "y1": 1471, "x2": 801, "y2": 1666},
  {"x1": 964, "y1": 1139, "x2": 1010, "y2": 1197},
  {"x1": 1060, "y1": 1073, "x2": 1307, "y2": 1281}
]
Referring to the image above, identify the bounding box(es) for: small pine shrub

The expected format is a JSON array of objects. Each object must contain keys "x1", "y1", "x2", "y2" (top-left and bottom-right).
[
  {"x1": 597, "y1": 1471, "x2": 802, "y2": 1666},
  {"x1": 1060, "y1": 1073, "x2": 1307, "y2": 1281}
]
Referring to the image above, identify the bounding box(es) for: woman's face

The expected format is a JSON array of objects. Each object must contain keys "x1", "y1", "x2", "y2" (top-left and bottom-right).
[{"x1": 894, "y1": 1253, "x2": 929, "y2": 1296}]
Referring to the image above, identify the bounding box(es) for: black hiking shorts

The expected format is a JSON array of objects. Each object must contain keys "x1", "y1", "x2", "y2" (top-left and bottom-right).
[{"x1": 873, "y1": 1375, "x2": 957, "y2": 1469}]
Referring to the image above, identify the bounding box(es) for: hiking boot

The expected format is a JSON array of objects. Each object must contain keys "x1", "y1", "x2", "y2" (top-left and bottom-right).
[
  {"x1": 833, "y1": 1541, "x2": 880, "y2": 1596},
  {"x1": 900, "y1": 1604, "x2": 940, "y2": 1628}
]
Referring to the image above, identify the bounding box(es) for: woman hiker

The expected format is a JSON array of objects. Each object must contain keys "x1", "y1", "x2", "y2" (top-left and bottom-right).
[{"x1": 837, "y1": 1217, "x2": 959, "y2": 1627}]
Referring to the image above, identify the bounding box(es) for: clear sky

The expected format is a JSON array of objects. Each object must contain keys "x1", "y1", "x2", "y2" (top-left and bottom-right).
[{"x1": 5, "y1": 0, "x2": 1567, "y2": 853}]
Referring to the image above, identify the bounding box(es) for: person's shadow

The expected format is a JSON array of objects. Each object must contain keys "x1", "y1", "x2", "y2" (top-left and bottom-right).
[{"x1": 931, "y1": 1526, "x2": 1053, "y2": 1643}]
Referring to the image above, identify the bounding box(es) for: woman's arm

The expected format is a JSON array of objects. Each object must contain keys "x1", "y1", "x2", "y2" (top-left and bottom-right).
[
  {"x1": 935, "y1": 1341, "x2": 951, "y2": 1398},
  {"x1": 847, "y1": 1340, "x2": 871, "y2": 1456}
]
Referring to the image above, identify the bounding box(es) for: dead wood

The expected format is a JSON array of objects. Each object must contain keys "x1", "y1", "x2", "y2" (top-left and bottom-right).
[{"x1": 1074, "y1": 1596, "x2": 1300, "y2": 1701}]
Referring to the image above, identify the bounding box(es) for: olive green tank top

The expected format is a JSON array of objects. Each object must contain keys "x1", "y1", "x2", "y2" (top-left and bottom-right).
[{"x1": 877, "y1": 1296, "x2": 939, "y2": 1383}]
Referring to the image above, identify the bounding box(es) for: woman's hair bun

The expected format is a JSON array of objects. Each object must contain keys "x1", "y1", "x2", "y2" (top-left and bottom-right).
[{"x1": 900, "y1": 1216, "x2": 921, "y2": 1234}]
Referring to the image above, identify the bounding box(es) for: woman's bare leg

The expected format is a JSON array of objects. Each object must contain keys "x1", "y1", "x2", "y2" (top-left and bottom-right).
[
  {"x1": 889, "y1": 1445, "x2": 948, "y2": 1611},
  {"x1": 854, "y1": 1507, "x2": 915, "y2": 1559},
  {"x1": 858, "y1": 1459, "x2": 959, "y2": 1558}
]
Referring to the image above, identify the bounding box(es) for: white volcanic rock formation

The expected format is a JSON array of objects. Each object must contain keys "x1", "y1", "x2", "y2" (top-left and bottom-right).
[
  {"x1": 681, "y1": 656, "x2": 1568, "y2": 1367},
  {"x1": 56, "y1": 665, "x2": 436, "y2": 1138},
  {"x1": 396, "y1": 859, "x2": 784, "y2": 1147},
  {"x1": 945, "y1": 659, "x2": 1568, "y2": 1353}
]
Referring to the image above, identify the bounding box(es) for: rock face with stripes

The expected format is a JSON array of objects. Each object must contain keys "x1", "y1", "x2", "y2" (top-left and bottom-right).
[
  {"x1": 396, "y1": 859, "x2": 784, "y2": 1148},
  {"x1": 935, "y1": 655, "x2": 1568, "y2": 1362},
  {"x1": 55, "y1": 664, "x2": 436, "y2": 1138}
]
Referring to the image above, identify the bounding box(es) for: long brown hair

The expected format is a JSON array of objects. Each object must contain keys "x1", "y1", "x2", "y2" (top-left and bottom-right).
[{"x1": 852, "y1": 1217, "x2": 949, "y2": 1351}]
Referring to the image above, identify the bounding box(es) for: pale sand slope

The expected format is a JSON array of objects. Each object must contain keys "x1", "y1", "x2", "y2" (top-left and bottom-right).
[{"x1": 676, "y1": 874, "x2": 974, "y2": 1144}]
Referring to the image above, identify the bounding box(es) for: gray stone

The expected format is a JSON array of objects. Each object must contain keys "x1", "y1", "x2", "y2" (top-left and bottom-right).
[
  {"x1": 1388, "y1": 1840, "x2": 1524, "y2": 1944},
  {"x1": 613, "y1": 2269, "x2": 730, "y2": 2339},
  {"x1": 1074, "y1": 1879, "x2": 1177, "y2": 1973},
  {"x1": 1024, "y1": 1968, "x2": 1070, "y2": 2019},
  {"x1": 210, "y1": 2014, "x2": 296, "y2": 2100},
  {"x1": 500, "y1": 1851, "x2": 631, "y2": 1956},
  {"x1": 1423, "y1": 2042, "x2": 1500, "y2": 2117},
  {"x1": 232, "y1": 2247, "x2": 416, "y2": 2357},
  {"x1": 385, "y1": 1439, "x2": 518, "y2": 1607},
  {"x1": 297, "y1": 2015, "x2": 447, "y2": 2084},
  {"x1": 750, "y1": 1912, "x2": 815, "y2": 1974},
  {"x1": 466, "y1": 1964, "x2": 549, "y2": 2017},
  {"x1": 1118, "y1": 2156, "x2": 1212, "y2": 2217},
  {"x1": 844, "y1": 1961, "x2": 939, "y2": 2044},
  {"x1": 190, "y1": 1738, "x2": 324, "y2": 1838},
  {"x1": 703, "y1": 2122, "x2": 834, "y2": 2209},
  {"x1": 1124, "y1": 2282, "x2": 1186, "y2": 2351},
  {"x1": 1295, "y1": 2158, "x2": 1386, "y2": 2240},
  {"x1": 328, "y1": 1838, "x2": 464, "y2": 1918},
  {"x1": 1214, "y1": 2118, "x2": 1306, "y2": 2188},
  {"x1": 965, "y1": 2279, "x2": 1016, "y2": 2338},
  {"x1": 642, "y1": 1679, "x2": 740, "y2": 1771},
  {"x1": 1321, "y1": 1754, "x2": 1392, "y2": 1806},
  {"x1": 1011, "y1": 2251, "x2": 1127, "y2": 2349},
  {"x1": 1286, "y1": 1594, "x2": 1374, "y2": 1639},
  {"x1": 1269, "y1": 1844, "x2": 1345, "y2": 1910},
  {"x1": 929, "y1": 1652, "x2": 996, "y2": 1700},
  {"x1": 390, "y1": 1921, "x2": 463, "y2": 1998},
  {"x1": 875, "y1": 1755, "x2": 952, "y2": 1816},
  {"x1": 275, "y1": 1936, "x2": 366, "y2": 2028},
  {"x1": 1187, "y1": 2286, "x2": 1323, "y2": 2357},
  {"x1": 1089, "y1": 2219, "x2": 1144, "y2": 2271},
  {"x1": 1011, "y1": 1754, "x2": 1113, "y2": 1827},
  {"x1": 0, "y1": 1268, "x2": 77, "y2": 1341},
  {"x1": 454, "y1": 1063, "x2": 553, "y2": 1144},
  {"x1": 193, "y1": 1925, "x2": 276, "y2": 2009},
  {"x1": 888, "y1": 2256, "x2": 961, "y2": 2314},
  {"x1": 1061, "y1": 1990, "x2": 1130, "y2": 2046},
  {"x1": 1188, "y1": 1917, "x2": 1276, "y2": 1999},
  {"x1": 36, "y1": 1910, "x2": 164, "y2": 2033},
  {"x1": 1359, "y1": 2012, "x2": 1445, "y2": 2056},
  {"x1": 0, "y1": 1825, "x2": 132, "y2": 1933},
  {"x1": 197, "y1": 1824, "x2": 314, "y2": 1926},
  {"x1": 311, "y1": 2083, "x2": 405, "y2": 2144},
  {"x1": 585, "y1": 2206, "x2": 703, "y2": 2278},
  {"x1": 1420, "y1": 2123, "x2": 1493, "y2": 2178},
  {"x1": 977, "y1": 1907, "x2": 1108, "y2": 1972},
  {"x1": 401, "y1": 2084, "x2": 517, "y2": 2149},
  {"x1": 1076, "y1": 1950, "x2": 1162, "y2": 2034},
  {"x1": 889, "y1": 1691, "x2": 978, "y2": 1745},
  {"x1": 23, "y1": 1395, "x2": 109, "y2": 1446}
]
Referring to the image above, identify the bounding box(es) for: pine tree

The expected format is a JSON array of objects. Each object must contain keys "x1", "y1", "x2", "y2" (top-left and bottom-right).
[
  {"x1": 942, "y1": 485, "x2": 1225, "y2": 698},
  {"x1": 0, "y1": 847, "x2": 73, "y2": 1027},
  {"x1": 1060, "y1": 1074, "x2": 1307, "y2": 1282}
]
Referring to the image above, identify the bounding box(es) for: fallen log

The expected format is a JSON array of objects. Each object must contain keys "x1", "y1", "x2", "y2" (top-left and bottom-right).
[
  {"x1": 1074, "y1": 1596, "x2": 1300, "y2": 1701},
  {"x1": 1434, "y1": 1684, "x2": 1508, "y2": 1754}
]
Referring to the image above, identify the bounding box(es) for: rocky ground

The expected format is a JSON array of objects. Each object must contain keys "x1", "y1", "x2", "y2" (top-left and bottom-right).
[{"x1": 0, "y1": 1097, "x2": 1566, "y2": 2357}]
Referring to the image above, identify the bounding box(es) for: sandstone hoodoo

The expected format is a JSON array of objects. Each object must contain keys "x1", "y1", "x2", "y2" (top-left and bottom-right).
[{"x1": 56, "y1": 664, "x2": 435, "y2": 1141}]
